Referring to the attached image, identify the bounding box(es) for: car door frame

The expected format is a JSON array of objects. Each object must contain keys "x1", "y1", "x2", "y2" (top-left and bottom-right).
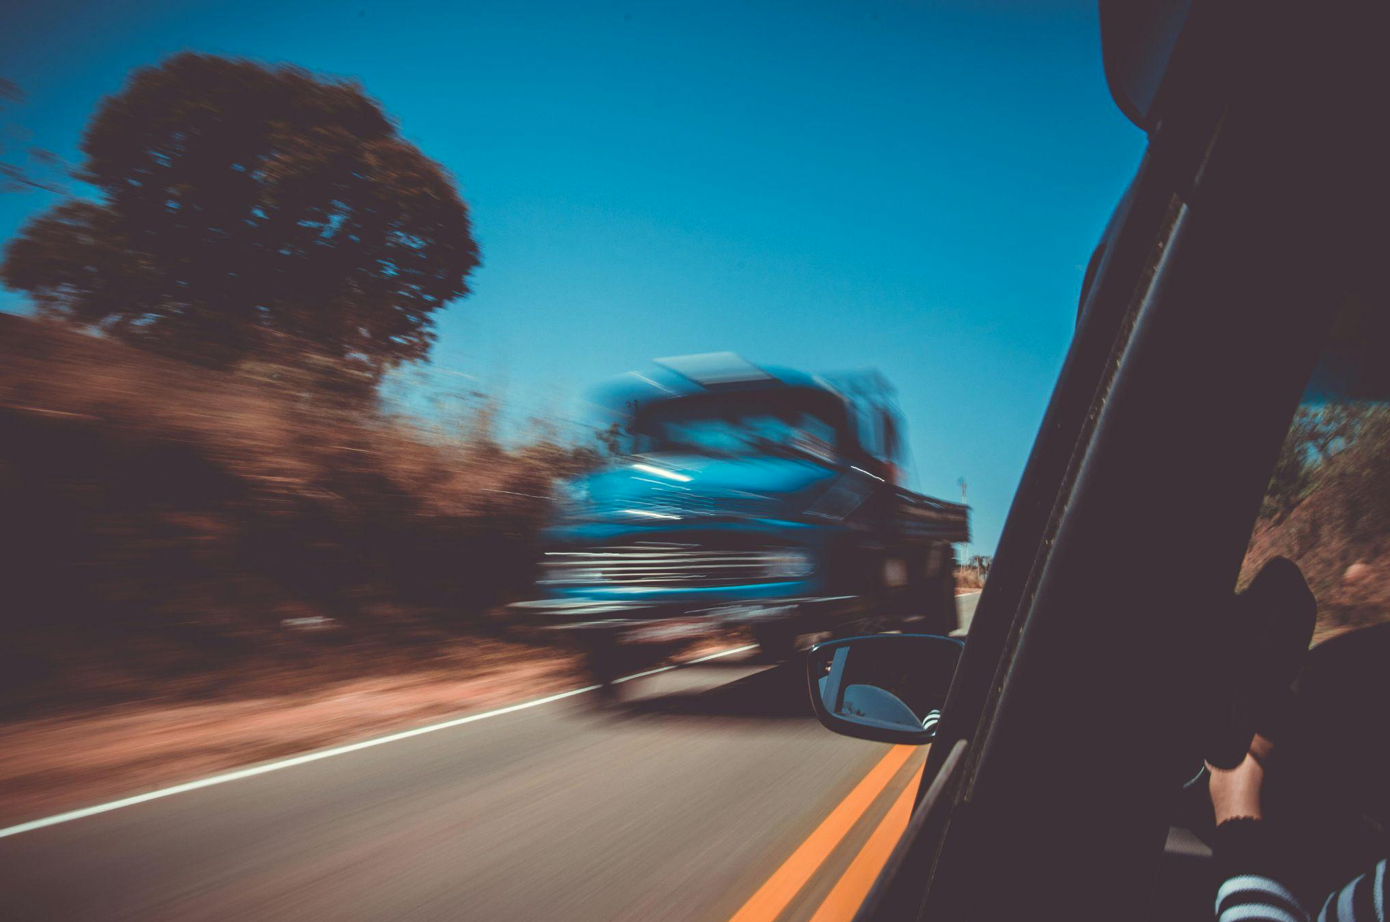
[{"x1": 863, "y1": 2, "x2": 1383, "y2": 918}]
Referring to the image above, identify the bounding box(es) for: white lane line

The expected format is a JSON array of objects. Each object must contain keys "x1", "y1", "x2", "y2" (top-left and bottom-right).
[
  {"x1": 0, "y1": 643, "x2": 758, "y2": 840},
  {"x1": 613, "y1": 643, "x2": 756, "y2": 684}
]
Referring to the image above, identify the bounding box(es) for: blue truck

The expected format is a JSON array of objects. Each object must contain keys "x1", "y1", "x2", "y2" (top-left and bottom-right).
[{"x1": 511, "y1": 353, "x2": 969, "y2": 683}]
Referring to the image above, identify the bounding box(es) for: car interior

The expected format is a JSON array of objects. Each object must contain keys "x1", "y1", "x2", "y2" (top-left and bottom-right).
[{"x1": 801, "y1": 2, "x2": 1389, "y2": 919}]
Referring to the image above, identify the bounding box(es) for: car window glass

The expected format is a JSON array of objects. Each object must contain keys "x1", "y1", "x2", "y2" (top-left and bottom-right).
[{"x1": 1243, "y1": 404, "x2": 1390, "y2": 642}]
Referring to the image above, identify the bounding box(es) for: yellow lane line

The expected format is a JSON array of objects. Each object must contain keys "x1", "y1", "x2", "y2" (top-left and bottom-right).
[
  {"x1": 726, "y1": 745, "x2": 917, "y2": 922},
  {"x1": 805, "y1": 762, "x2": 927, "y2": 922}
]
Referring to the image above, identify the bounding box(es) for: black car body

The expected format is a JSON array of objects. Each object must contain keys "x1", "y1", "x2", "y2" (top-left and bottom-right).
[{"x1": 823, "y1": 2, "x2": 1389, "y2": 919}]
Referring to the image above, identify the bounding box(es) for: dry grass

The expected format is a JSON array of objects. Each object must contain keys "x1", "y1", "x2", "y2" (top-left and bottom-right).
[
  {"x1": 955, "y1": 565, "x2": 987, "y2": 591},
  {"x1": 0, "y1": 313, "x2": 598, "y2": 718}
]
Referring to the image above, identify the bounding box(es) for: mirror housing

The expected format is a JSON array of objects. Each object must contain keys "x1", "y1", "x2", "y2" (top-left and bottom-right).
[
  {"x1": 1099, "y1": 0, "x2": 1192, "y2": 131},
  {"x1": 806, "y1": 634, "x2": 964, "y2": 745}
]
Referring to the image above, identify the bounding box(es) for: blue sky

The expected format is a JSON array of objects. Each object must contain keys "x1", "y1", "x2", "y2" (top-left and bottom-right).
[{"x1": 0, "y1": 0, "x2": 1145, "y2": 554}]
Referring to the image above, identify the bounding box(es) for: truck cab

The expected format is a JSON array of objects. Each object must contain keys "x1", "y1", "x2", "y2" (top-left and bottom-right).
[{"x1": 512, "y1": 353, "x2": 968, "y2": 681}]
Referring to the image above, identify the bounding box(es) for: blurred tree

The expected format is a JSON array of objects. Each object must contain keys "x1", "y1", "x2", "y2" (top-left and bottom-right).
[
  {"x1": 1, "y1": 54, "x2": 479, "y2": 380},
  {"x1": 1, "y1": 78, "x2": 68, "y2": 194},
  {"x1": 1262, "y1": 403, "x2": 1370, "y2": 520}
]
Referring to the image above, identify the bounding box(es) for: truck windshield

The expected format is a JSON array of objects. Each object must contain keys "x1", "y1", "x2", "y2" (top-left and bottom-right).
[{"x1": 634, "y1": 395, "x2": 839, "y2": 461}]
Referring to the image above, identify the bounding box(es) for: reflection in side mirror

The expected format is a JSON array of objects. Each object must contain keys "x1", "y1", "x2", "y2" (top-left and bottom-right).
[{"x1": 806, "y1": 634, "x2": 964, "y2": 745}]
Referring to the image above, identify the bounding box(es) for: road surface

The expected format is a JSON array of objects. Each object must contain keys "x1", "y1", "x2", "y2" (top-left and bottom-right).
[
  {"x1": 954, "y1": 589, "x2": 982, "y2": 636},
  {"x1": 0, "y1": 595, "x2": 980, "y2": 922}
]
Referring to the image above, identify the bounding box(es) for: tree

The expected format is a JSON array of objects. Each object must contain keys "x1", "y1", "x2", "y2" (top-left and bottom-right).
[
  {"x1": 1, "y1": 54, "x2": 480, "y2": 378},
  {"x1": 1, "y1": 78, "x2": 68, "y2": 194},
  {"x1": 1261, "y1": 403, "x2": 1371, "y2": 520}
]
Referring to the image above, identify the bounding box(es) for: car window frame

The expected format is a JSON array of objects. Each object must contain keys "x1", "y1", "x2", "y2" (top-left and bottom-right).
[{"x1": 869, "y1": 10, "x2": 1383, "y2": 917}]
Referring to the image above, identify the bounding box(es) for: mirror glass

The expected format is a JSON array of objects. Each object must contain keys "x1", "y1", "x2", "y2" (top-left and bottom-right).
[{"x1": 808, "y1": 634, "x2": 963, "y2": 743}]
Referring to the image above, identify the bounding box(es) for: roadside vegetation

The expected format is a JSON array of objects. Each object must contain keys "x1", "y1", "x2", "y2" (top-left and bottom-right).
[
  {"x1": 0, "y1": 313, "x2": 602, "y2": 716},
  {"x1": 0, "y1": 54, "x2": 605, "y2": 721},
  {"x1": 1243, "y1": 404, "x2": 1390, "y2": 640},
  {"x1": 955, "y1": 555, "x2": 992, "y2": 591}
]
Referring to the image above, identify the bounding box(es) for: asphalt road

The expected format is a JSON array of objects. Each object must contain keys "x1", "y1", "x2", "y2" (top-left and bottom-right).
[
  {"x1": 954, "y1": 589, "x2": 982, "y2": 637},
  {"x1": 0, "y1": 595, "x2": 980, "y2": 922}
]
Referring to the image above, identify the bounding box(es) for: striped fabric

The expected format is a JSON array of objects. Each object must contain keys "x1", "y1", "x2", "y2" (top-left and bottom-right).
[
  {"x1": 1316, "y1": 860, "x2": 1386, "y2": 922},
  {"x1": 1217, "y1": 874, "x2": 1310, "y2": 922},
  {"x1": 1216, "y1": 860, "x2": 1387, "y2": 922}
]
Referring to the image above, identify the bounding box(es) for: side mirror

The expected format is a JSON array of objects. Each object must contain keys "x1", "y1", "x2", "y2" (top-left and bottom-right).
[{"x1": 806, "y1": 634, "x2": 963, "y2": 744}]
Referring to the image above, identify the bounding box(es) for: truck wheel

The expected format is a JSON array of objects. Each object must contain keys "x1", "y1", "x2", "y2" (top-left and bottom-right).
[
  {"x1": 753, "y1": 625, "x2": 797, "y2": 662},
  {"x1": 919, "y1": 567, "x2": 959, "y2": 636},
  {"x1": 581, "y1": 632, "x2": 624, "y2": 701}
]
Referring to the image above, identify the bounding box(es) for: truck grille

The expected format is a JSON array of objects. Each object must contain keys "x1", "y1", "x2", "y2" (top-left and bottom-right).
[
  {"x1": 540, "y1": 544, "x2": 808, "y2": 588},
  {"x1": 593, "y1": 493, "x2": 717, "y2": 518},
  {"x1": 590, "y1": 490, "x2": 779, "y2": 520}
]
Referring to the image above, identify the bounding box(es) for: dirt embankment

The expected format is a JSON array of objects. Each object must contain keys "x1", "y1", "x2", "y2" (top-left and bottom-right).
[{"x1": 0, "y1": 639, "x2": 585, "y2": 827}]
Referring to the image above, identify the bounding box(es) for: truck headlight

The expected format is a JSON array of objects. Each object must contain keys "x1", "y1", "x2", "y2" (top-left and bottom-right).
[{"x1": 764, "y1": 548, "x2": 815, "y2": 579}]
